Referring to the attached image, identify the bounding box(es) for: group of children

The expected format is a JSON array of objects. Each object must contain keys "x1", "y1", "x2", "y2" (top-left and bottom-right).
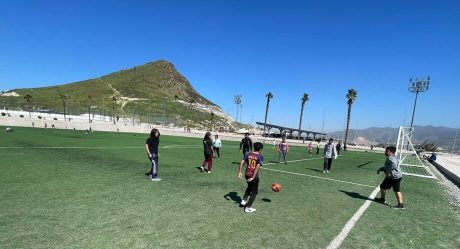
[{"x1": 145, "y1": 129, "x2": 404, "y2": 212}]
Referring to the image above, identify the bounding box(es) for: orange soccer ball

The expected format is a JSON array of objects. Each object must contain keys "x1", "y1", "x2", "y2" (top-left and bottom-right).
[{"x1": 271, "y1": 182, "x2": 282, "y2": 192}]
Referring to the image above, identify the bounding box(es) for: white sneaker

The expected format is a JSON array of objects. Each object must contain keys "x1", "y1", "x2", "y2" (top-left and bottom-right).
[
  {"x1": 245, "y1": 207, "x2": 256, "y2": 213},
  {"x1": 322, "y1": 170, "x2": 326, "y2": 174},
  {"x1": 240, "y1": 199, "x2": 247, "y2": 206},
  {"x1": 207, "y1": 171, "x2": 211, "y2": 174},
  {"x1": 200, "y1": 166, "x2": 204, "y2": 172},
  {"x1": 326, "y1": 170, "x2": 329, "y2": 173}
]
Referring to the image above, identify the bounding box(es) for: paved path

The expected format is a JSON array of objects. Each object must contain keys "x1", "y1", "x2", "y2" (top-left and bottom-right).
[{"x1": 433, "y1": 153, "x2": 460, "y2": 186}]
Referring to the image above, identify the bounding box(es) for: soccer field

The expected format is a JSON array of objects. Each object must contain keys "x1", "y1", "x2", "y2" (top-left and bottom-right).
[{"x1": 1, "y1": 127, "x2": 459, "y2": 248}]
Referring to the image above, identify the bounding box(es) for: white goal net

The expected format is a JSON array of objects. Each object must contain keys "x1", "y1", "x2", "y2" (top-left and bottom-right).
[{"x1": 396, "y1": 126, "x2": 436, "y2": 179}]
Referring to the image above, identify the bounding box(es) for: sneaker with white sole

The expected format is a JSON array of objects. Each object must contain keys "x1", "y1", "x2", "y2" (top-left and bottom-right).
[
  {"x1": 207, "y1": 171, "x2": 211, "y2": 174},
  {"x1": 151, "y1": 177, "x2": 162, "y2": 181},
  {"x1": 245, "y1": 207, "x2": 256, "y2": 213},
  {"x1": 200, "y1": 166, "x2": 204, "y2": 172}
]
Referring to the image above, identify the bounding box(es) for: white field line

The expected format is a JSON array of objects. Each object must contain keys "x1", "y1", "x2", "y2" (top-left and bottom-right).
[
  {"x1": 262, "y1": 167, "x2": 375, "y2": 188},
  {"x1": 162, "y1": 145, "x2": 202, "y2": 149},
  {"x1": 264, "y1": 157, "x2": 323, "y2": 165},
  {"x1": 0, "y1": 146, "x2": 144, "y2": 149},
  {"x1": 326, "y1": 186, "x2": 381, "y2": 249}
]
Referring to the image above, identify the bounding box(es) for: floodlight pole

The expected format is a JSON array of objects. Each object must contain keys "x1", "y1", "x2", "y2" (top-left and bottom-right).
[{"x1": 408, "y1": 76, "x2": 430, "y2": 129}]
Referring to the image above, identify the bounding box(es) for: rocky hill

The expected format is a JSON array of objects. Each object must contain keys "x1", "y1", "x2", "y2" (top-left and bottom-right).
[{"x1": 0, "y1": 60, "x2": 235, "y2": 130}]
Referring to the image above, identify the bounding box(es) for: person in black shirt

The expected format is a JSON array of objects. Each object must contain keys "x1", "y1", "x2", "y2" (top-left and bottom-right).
[
  {"x1": 239, "y1": 133, "x2": 253, "y2": 156},
  {"x1": 200, "y1": 132, "x2": 214, "y2": 173},
  {"x1": 145, "y1": 128, "x2": 161, "y2": 181}
]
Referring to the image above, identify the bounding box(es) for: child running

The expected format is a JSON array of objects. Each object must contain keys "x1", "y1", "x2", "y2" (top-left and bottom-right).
[
  {"x1": 145, "y1": 128, "x2": 161, "y2": 181},
  {"x1": 238, "y1": 142, "x2": 264, "y2": 213}
]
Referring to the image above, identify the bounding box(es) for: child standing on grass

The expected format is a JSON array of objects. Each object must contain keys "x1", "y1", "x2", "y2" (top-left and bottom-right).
[
  {"x1": 307, "y1": 142, "x2": 313, "y2": 155},
  {"x1": 213, "y1": 134, "x2": 222, "y2": 158},
  {"x1": 200, "y1": 132, "x2": 214, "y2": 173},
  {"x1": 145, "y1": 128, "x2": 161, "y2": 181},
  {"x1": 323, "y1": 138, "x2": 337, "y2": 173},
  {"x1": 238, "y1": 142, "x2": 264, "y2": 213},
  {"x1": 375, "y1": 146, "x2": 405, "y2": 209},
  {"x1": 277, "y1": 136, "x2": 289, "y2": 164}
]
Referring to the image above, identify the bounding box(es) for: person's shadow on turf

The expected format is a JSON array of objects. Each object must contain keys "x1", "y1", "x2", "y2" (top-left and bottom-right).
[
  {"x1": 223, "y1": 192, "x2": 242, "y2": 205},
  {"x1": 339, "y1": 190, "x2": 390, "y2": 206},
  {"x1": 305, "y1": 167, "x2": 323, "y2": 173}
]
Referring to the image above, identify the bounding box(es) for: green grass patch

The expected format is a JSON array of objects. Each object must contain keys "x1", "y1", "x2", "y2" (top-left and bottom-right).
[{"x1": 0, "y1": 127, "x2": 459, "y2": 248}]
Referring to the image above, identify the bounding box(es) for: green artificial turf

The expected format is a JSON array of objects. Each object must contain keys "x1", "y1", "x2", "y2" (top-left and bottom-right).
[{"x1": 0, "y1": 127, "x2": 458, "y2": 248}]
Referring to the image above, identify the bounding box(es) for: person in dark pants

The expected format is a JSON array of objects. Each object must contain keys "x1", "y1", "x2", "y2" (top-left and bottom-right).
[
  {"x1": 323, "y1": 138, "x2": 337, "y2": 173},
  {"x1": 238, "y1": 142, "x2": 264, "y2": 213},
  {"x1": 316, "y1": 141, "x2": 320, "y2": 154},
  {"x1": 239, "y1": 133, "x2": 253, "y2": 156},
  {"x1": 375, "y1": 146, "x2": 404, "y2": 209},
  {"x1": 336, "y1": 141, "x2": 342, "y2": 155},
  {"x1": 145, "y1": 128, "x2": 161, "y2": 181},
  {"x1": 200, "y1": 132, "x2": 214, "y2": 174}
]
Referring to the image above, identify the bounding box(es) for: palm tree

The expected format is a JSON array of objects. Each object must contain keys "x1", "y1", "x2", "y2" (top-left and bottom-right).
[
  {"x1": 297, "y1": 93, "x2": 309, "y2": 139},
  {"x1": 88, "y1": 95, "x2": 92, "y2": 123},
  {"x1": 24, "y1": 94, "x2": 32, "y2": 118},
  {"x1": 59, "y1": 94, "x2": 68, "y2": 120},
  {"x1": 263, "y1": 92, "x2": 274, "y2": 137},
  {"x1": 344, "y1": 89, "x2": 358, "y2": 150},
  {"x1": 210, "y1": 111, "x2": 215, "y2": 131},
  {"x1": 112, "y1": 96, "x2": 117, "y2": 124}
]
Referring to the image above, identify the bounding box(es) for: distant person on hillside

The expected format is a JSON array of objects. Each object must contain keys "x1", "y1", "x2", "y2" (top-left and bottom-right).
[
  {"x1": 213, "y1": 134, "x2": 222, "y2": 159},
  {"x1": 32, "y1": 122, "x2": 34, "y2": 128},
  {"x1": 145, "y1": 128, "x2": 161, "y2": 181},
  {"x1": 307, "y1": 141, "x2": 313, "y2": 155},
  {"x1": 200, "y1": 132, "x2": 214, "y2": 173},
  {"x1": 238, "y1": 142, "x2": 264, "y2": 213},
  {"x1": 375, "y1": 146, "x2": 405, "y2": 209},
  {"x1": 323, "y1": 138, "x2": 337, "y2": 173},
  {"x1": 240, "y1": 133, "x2": 253, "y2": 156},
  {"x1": 370, "y1": 144, "x2": 374, "y2": 151},
  {"x1": 277, "y1": 136, "x2": 289, "y2": 164},
  {"x1": 336, "y1": 141, "x2": 342, "y2": 155}
]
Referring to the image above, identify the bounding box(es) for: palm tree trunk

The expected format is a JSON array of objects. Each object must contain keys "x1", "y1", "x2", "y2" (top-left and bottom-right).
[
  {"x1": 263, "y1": 100, "x2": 270, "y2": 136},
  {"x1": 298, "y1": 104, "x2": 305, "y2": 139},
  {"x1": 344, "y1": 104, "x2": 352, "y2": 150}
]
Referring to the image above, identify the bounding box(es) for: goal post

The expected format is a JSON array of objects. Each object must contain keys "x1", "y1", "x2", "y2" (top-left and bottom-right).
[{"x1": 396, "y1": 126, "x2": 436, "y2": 179}]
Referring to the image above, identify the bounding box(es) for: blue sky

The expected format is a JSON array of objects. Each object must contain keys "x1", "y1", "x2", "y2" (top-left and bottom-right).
[{"x1": 1, "y1": 0, "x2": 459, "y2": 132}]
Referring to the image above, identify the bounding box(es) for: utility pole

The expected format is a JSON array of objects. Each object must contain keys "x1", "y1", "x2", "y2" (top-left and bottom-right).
[
  {"x1": 408, "y1": 76, "x2": 430, "y2": 129},
  {"x1": 453, "y1": 128, "x2": 458, "y2": 155}
]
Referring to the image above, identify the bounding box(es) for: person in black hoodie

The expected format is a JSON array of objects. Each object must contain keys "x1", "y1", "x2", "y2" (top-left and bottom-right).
[
  {"x1": 239, "y1": 133, "x2": 253, "y2": 157},
  {"x1": 145, "y1": 128, "x2": 161, "y2": 181}
]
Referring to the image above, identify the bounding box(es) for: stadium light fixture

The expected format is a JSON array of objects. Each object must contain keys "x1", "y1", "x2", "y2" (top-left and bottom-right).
[{"x1": 408, "y1": 76, "x2": 430, "y2": 129}]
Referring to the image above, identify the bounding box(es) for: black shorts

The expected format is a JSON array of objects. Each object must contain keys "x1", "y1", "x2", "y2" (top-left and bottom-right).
[{"x1": 380, "y1": 177, "x2": 402, "y2": 192}]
